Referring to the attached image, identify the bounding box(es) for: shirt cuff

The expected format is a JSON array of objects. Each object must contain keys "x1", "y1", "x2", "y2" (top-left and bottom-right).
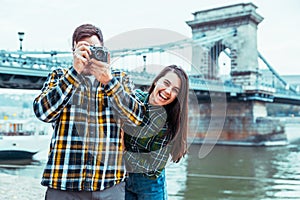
[
  {"x1": 104, "y1": 77, "x2": 120, "y2": 96},
  {"x1": 65, "y1": 67, "x2": 80, "y2": 88}
]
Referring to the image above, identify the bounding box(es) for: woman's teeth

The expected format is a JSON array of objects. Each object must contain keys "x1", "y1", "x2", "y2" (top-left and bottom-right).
[{"x1": 159, "y1": 92, "x2": 168, "y2": 100}]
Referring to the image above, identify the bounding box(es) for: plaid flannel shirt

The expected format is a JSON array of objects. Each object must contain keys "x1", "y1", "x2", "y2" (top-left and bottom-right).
[
  {"x1": 108, "y1": 89, "x2": 173, "y2": 177},
  {"x1": 33, "y1": 67, "x2": 144, "y2": 191}
]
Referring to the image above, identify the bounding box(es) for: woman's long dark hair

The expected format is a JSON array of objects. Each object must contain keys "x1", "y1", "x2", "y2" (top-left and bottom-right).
[{"x1": 148, "y1": 65, "x2": 189, "y2": 163}]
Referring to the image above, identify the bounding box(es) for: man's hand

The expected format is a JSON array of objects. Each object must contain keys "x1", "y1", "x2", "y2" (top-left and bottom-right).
[
  {"x1": 90, "y1": 52, "x2": 113, "y2": 85},
  {"x1": 72, "y1": 41, "x2": 91, "y2": 74}
]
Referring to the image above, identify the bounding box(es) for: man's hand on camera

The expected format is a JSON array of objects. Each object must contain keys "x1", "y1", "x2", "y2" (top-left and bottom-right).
[
  {"x1": 73, "y1": 41, "x2": 91, "y2": 74},
  {"x1": 90, "y1": 53, "x2": 113, "y2": 85}
]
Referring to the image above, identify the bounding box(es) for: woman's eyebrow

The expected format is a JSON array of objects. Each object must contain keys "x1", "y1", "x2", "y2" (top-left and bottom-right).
[
  {"x1": 164, "y1": 79, "x2": 171, "y2": 83},
  {"x1": 164, "y1": 79, "x2": 180, "y2": 90}
]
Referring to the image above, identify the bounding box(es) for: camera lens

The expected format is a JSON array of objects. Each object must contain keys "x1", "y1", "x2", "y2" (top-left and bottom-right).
[
  {"x1": 95, "y1": 49, "x2": 104, "y2": 58},
  {"x1": 90, "y1": 46, "x2": 108, "y2": 62}
]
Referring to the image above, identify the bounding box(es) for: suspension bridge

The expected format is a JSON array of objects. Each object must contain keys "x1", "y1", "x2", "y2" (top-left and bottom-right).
[{"x1": 0, "y1": 2, "x2": 298, "y2": 145}]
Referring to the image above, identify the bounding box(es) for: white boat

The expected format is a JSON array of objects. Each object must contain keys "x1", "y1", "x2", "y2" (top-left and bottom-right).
[
  {"x1": 0, "y1": 134, "x2": 50, "y2": 160},
  {"x1": 0, "y1": 118, "x2": 51, "y2": 160}
]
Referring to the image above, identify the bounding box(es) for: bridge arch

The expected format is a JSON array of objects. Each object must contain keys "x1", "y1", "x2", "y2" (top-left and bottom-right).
[{"x1": 218, "y1": 47, "x2": 231, "y2": 76}]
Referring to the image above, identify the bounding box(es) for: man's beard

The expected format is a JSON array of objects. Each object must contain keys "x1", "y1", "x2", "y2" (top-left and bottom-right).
[{"x1": 81, "y1": 66, "x2": 93, "y2": 76}]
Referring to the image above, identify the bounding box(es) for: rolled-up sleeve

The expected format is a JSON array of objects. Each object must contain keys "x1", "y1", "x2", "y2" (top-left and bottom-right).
[
  {"x1": 104, "y1": 72, "x2": 145, "y2": 126},
  {"x1": 33, "y1": 67, "x2": 80, "y2": 123}
]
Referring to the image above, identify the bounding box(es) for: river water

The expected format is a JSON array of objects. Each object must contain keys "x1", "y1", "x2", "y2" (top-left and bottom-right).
[{"x1": 0, "y1": 123, "x2": 300, "y2": 200}]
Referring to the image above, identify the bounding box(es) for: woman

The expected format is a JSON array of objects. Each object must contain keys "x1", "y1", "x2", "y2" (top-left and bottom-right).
[
  {"x1": 89, "y1": 49, "x2": 188, "y2": 199},
  {"x1": 120, "y1": 65, "x2": 189, "y2": 200}
]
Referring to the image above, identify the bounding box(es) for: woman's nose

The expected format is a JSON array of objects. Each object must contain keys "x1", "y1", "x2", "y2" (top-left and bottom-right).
[{"x1": 165, "y1": 86, "x2": 172, "y2": 93}]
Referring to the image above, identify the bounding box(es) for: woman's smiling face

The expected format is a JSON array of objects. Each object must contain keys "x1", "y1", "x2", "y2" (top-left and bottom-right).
[{"x1": 149, "y1": 71, "x2": 181, "y2": 106}]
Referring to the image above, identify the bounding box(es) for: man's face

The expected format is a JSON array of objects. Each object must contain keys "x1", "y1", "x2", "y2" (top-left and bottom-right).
[{"x1": 76, "y1": 35, "x2": 102, "y2": 75}]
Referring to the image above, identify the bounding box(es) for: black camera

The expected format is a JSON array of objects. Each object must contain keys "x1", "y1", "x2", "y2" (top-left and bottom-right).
[{"x1": 89, "y1": 46, "x2": 108, "y2": 62}]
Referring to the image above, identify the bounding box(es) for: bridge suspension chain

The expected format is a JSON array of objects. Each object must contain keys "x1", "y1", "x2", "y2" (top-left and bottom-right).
[
  {"x1": 110, "y1": 29, "x2": 237, "y2": 58},
  {"x1": 0, "y1": 29, "x2": 237, "y2": 72}
]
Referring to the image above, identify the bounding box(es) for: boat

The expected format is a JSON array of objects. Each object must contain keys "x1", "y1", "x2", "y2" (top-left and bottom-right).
[
  {"x1": 0, "y1": 134, "x2": 50, "y2": 160},
  {"x1": 0, "y1": 118, "x2": 51, "y2": 160}
]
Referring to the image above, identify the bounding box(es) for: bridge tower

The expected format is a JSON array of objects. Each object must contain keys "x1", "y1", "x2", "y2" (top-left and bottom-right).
[
  {"x1": 186, "y1": 2, "x2": 263, "y2": 85},
  {"x1": 186, "y1": 3, "x2": 287, "y2": 145}
]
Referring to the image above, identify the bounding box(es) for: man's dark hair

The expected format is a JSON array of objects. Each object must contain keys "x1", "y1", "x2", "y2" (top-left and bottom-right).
[{"x1": 72, "y1": 24, "x2": 104, "y2": 51}]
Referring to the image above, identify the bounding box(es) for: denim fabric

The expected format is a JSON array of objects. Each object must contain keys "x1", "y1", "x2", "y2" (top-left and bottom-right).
[{"x1": 125, "y1": 169, "x2": 167, "y2": 200}]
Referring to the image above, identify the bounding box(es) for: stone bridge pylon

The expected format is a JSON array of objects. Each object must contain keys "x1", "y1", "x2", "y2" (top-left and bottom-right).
[
  {"x1": 186, "y1": 2, "x2": 263, "y2": 86},
  {"x1": 186, "y1": 3, "x2": 287, "y2": 146}
]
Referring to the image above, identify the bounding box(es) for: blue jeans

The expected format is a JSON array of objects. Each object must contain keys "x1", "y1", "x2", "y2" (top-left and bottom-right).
[{"x1": 125, "y1": 169, "x2": 167, "y2": 200}]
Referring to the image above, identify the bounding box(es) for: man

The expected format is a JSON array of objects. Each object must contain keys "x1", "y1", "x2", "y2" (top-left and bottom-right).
[{"x1": 33, "y1": 24, "x2": 144, "y2": 200}]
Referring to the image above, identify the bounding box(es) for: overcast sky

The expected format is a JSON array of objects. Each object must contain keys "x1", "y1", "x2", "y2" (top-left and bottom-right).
[{"x1": 0, "y1": 0, "x2": 299, "y2": 75}]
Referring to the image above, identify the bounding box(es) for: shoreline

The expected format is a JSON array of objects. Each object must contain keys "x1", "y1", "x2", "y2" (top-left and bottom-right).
[{"x1": 0, "y1": 173, "x2": 46, "y2": 199}]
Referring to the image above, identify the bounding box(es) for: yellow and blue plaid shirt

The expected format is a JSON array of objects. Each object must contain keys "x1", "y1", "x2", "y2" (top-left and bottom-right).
[{"x1": 33, "y1": 67, "x2": 144, "y2": 191}]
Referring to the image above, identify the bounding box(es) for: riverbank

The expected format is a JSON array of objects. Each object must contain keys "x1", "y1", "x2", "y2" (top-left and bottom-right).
[
  {"x1": 1, "y1": 141, "x2": 300, "y2": 199},
  {"x1": 276, "y1": 116, "x2": 300, "y2": 123},
  {"x1": 0, "y1": 173, "x2": 45, "y2": 199}
]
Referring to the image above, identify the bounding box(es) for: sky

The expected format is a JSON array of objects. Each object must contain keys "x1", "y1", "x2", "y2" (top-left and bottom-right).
[{"x1": 0, "y1": 0, "x2": 299, "y2": 75}]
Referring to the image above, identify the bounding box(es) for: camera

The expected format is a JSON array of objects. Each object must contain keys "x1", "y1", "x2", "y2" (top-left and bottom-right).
[{"x1": 89, "y1": 46, "x2": 108, "y2": 62}]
